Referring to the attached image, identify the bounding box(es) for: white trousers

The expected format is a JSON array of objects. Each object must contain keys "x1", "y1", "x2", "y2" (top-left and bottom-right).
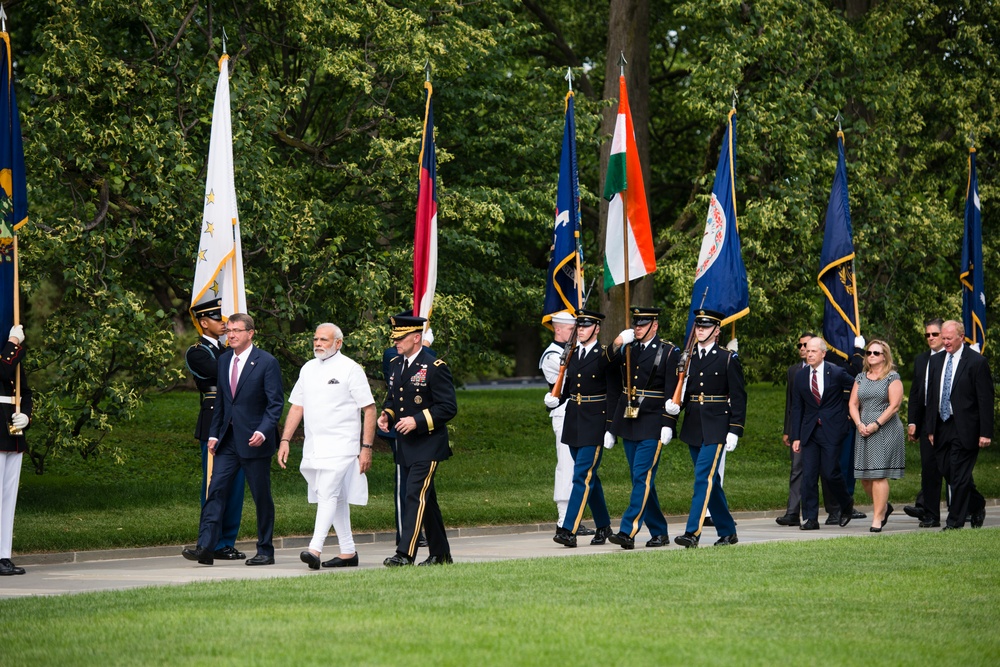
[
  {"x1": 551, "y1": 412, "x2": 573, "y2": 525},
  {"x1": 1, "y1": 452, "x2": 23, "y2": 559},
  {"x1": 302, "y1": 457, "x2": 356, "y2": 555}
]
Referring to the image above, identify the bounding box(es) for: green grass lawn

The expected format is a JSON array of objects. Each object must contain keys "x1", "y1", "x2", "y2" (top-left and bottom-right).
[
  {"x1": 1, "y1": 529, "x2": 998, "y2": 666},
  {"x1": 13, "y1": 385, "x2": 1000, "y2": 553}
]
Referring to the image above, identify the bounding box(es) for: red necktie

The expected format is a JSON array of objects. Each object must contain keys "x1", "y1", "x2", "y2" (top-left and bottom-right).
[
  {"x1": 230, "y1": 355, "x2": 240, "y2": 398},
  {"x1": 811, "y1": 369, "x2": 821, "y2": 404}
]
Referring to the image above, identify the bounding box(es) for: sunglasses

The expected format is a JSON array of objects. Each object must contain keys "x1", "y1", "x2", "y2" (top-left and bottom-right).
[
  {"x1": 865, "y1": 350, "x2": 884, "y2": 357},
  {"x1": 925, "y1": 332, "x2": 940, "y2": 338},
  {"x1": 797, "y1": 343, "x2": 808, "y2": 348}
]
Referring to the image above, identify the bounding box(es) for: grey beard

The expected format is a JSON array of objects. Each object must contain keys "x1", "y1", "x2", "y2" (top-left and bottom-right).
[{"x1": 314, "y1": 348, "x2": 336, "y2": 360}]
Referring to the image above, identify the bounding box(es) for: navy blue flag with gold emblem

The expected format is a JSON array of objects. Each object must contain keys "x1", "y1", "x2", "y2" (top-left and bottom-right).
[
  {"x1": 961, "y1": 147, "x2": 985, "y2": 351},
  {"x1": 818, "y1": 132, "x2": 860, "y2": 360},
  {"x1": 0, "y1": 26, "x2": 28, "y2": 339}
]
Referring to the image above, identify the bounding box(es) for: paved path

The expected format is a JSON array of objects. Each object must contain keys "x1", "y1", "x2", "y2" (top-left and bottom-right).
[{"x1": 2, "y1": 505, "x2": 996, "y2": 599}]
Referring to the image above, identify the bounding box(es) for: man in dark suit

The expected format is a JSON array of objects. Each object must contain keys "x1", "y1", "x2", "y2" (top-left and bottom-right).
[
  {"x1": 546, "y1": 309, "x2": 615, "y2": 548},
  {"x1": 904, "y1": 317, "x2": 946, "y2": 527},
  {"x1": 666, "y1": 309, "x2": 746, "y2": 548},
  {"x1": 378, "y1": 313, "x2": 457, "y2": 566},
  {"x1": 605, "y1": 306, "x2": 680, "y2": 550},
  {"x1": 790, "y1": 336, "x2": 856, "y2": 530},
  {"x1": 184, "y1": 299, "x2": 246, "y2": 560},
  {"x1": 777, "y1": 332, "x2": 813, "y2": 526},
  {"x1": 183, "y1": 313, "x2": 284, "y2": 566},
  {"x1": 924, "y1": 320, "x2": 993, "y2": 530}
]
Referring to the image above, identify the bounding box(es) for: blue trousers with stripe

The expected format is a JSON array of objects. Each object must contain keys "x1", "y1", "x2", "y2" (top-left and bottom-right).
[
  {"x1": 620, "y1": 438, "x2": 668, "y2": 538},
  {"x1": 685, "y1": 443, "x2": 736, "y2": 537},
  {"x1": 561, "y1": 445, "x2": 611, "y2": 533}
]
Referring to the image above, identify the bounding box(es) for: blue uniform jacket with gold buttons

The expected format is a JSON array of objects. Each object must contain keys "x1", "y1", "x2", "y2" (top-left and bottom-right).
[
  {"x1": 383, "y1": 347, "x2": 457, "y2": 466},
  {"x1": 666, "y1": 343, "x2": 746, "y2": 446},
  {"x1": 184, "y1": 336, "x2": 222, "y2": 441},
  {"x1": 606, "y1": 336, "x2": 681, "y2": 441},
  {"x1": 560, "y1": 344, "x2": 614, "y2": 448},
  {"x1": 0, "y1": 340, "x2": 31, "y2": 454}
]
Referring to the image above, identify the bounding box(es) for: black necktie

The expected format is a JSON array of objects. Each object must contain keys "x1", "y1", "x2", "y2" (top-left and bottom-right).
[{"x1": 700, "y1": 349, "x2": 706, "y2": 360}]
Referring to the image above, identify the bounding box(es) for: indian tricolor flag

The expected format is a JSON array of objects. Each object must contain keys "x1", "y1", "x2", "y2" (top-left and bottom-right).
[{"x1": 602, "y1": 75, "x2": 656, "y2": 290}]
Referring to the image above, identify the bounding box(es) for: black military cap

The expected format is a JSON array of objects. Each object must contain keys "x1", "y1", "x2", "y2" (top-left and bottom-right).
[
  {"x1": 576, "y1": 309, "x2": 605, "y2": 326},
  {"x1": 389, "y1": 310, "x2": 427, "y2": 340},
  {"x1": 191, "y1": 298, "x2": 223, "y2": 321},
  {"x1": 630, "y1": 306, "x2": 660, "y2": 326},
  {"x1": 693, "y1": 309, "x2": 724, "y2": 327}
]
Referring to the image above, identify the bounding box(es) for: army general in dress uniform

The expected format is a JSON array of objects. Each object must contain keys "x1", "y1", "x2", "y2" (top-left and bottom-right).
[
  {"x1": 377, "y1": 312, "x2": 458, "y2": 567},
  {"x1": 665, "y1": 309, "x2": 745, "y2": 548}
]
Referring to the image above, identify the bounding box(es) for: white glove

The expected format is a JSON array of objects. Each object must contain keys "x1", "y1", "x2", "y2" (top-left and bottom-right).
[
  {"x1": 8, "y1": 325, "x2": 24, "y2": 344},
  {"x1": 618, "y1": 329, "x2": 635, "y2": 345},
  {"x1": 664, "y1": 399, "x2": 681, "y2": 416},
  {"x1": 543, "y1": 392, "x2": 560, "y2": 409},
  {"x1": 726, "y1": 338, "x2": 738, "y2": 353},
  {"x1": 603, "y1": 432, "x2": 616, "y2": 449},
  {"x1": 660, "y1": 427, "x2": 672, "y2": 445},
  {"x1": 725, "y1": 433, "x2": 739, "y2": 452},
  {"x1": 854, "y1": 335, "x2": 866, "y2": 349},
  {"x1": 11, "y1": 412, "x2": 28, "y2": 430},
  {"x1": 423, "y1": 328, "x2": 434, "y2": 346}
]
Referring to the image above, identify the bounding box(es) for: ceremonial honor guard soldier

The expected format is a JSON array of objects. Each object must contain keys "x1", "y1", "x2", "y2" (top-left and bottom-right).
[
  {"x1": 377, "y1": 312, "x2": 458, "y2": 566},
  {"x1": 184, "y1": 299, "x2": 246, "y2": 561},
  {"x1": 546, "y1": 309, "x2": 614, "y2": 548},
  {"x1": 604, "y1": 306, "x2": 680, "y2": 549},
  {"x1": 665, "y1": 309, "x2": 744, "y2": 548},
  {"x1": 0, "y1": 324, "x2": 31, "y2": 576}
]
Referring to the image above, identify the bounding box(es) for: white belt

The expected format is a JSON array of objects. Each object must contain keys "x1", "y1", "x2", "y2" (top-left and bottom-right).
[{"x1": 0, "y1": 396, "x2": 15, "y2": 405}]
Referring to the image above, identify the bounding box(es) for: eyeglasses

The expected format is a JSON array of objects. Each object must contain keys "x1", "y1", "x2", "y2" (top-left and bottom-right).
[
  {"x1": 925, "y1": 332, "x2": 940, "y2": 338},
  {"x1": 225, "y1": 328, "x2": 249, "y2": 334},
  {"x1": 865, "y1": 350, "x2": 883, "y2": 357}
]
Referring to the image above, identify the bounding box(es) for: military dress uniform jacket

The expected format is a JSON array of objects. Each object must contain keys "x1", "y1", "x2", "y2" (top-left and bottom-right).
[
  {"x1": 560, "y1": 344, "x2": 614, "y2": 448},
  {"x1": 185, "y1": 336, "x2": 222, "y2": 441},
  {"x1": 0, "y1": 340, "x2": 31, "y2": 454},
  {"x1": 666, "y1": 343, "x2": 746, "y2": 446},
  {"x1": 606, "y1": 336, "x2": 680, "y2": 441},
  {"x1": 383, "y1": 348, "x2": 457, "y2": 467}
]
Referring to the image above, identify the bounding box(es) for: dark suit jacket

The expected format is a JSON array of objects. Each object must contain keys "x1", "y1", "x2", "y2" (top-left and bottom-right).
[
  {"x1": 383, "y1": 347, "x2": 456, "y2": 466},
  {"x1": 607, "y1": 336, "x2": 680, "y2": 441},
  {"x1": 0, "y1": 341, "x2": 31, "y2": 454},
  {"x1": 924, "y1": 345, "x2": 994, "y2": 449},
  {"x1": 906, "y1": 348, "x2": 942, "y2": 435},
  {"x1": 784, "y1": 361, "x2": 807, "y2": 436},
  {"x1": 789, "y1": 361, "x2": 856, "y2": 447},
  {"x1": 185, "y1": 336, "x2": 222, "y2": 441},
  {"x1": 667, "y1": 343, "x2": 746, "y2": 446},
  {"x1": 209, "y1": 345, "x2": 284, "y2": 459}
]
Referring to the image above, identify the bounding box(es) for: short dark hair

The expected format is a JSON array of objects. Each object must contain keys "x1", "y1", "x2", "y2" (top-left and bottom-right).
[
  {"x1": 924, "y1": 318, "x2": 944, "y2": 329},
  {"x1": 799, "y1": 331, "x2": 816, "y2": 339}
]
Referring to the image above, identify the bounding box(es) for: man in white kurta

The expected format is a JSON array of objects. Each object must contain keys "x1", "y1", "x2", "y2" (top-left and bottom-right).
[{"x1": 278, "y1": 324, "x2": 376, "y2": 569}]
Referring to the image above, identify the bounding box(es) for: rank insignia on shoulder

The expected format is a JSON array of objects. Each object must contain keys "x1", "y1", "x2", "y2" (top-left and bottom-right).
[{"x1": 433, "y1": 359, "x2": 447, "y2": 367}]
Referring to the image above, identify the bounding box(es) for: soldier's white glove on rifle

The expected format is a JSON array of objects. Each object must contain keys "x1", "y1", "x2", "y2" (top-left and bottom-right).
[
  {"x1": 8, "y1": 325, "x2": 23, "y2": 344},
  {"x1": 725, "y1": 433, "x2": 739, "y2": 452},
  {"x1": 11, "y1": 412, "x2": 28, "y2": 430},
  {"x1": 543, "y1": 393, "x2": 560, "y2": 409},
  {"x1": 603, "y1": 432, "x2": 616, "y2": 449},
  {"x1": 660, "y1": 427, "x2": 672, "y2": 445},
  {"x1": 664, "y1": 399, "x2": 681, "y2": 416}
]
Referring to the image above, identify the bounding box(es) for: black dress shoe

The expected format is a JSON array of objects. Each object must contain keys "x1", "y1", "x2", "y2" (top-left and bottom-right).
[
  {"x1": 323, "y1": 553, "x2": 360, "y2": 568},
  {"x1": 576, "y1": 524, "x2": 596, "y2": 536},
  {"x1": 825, "y1": 514, "x2": 841, "y2": 525},
  {"x1": 971, "y1": 507, "x2": 986, "y2": 528},
  {"x1": 384, "y1": 553, "x2": 414, "y2": 567},
  {"x1": 800, "y1": 519, "x2": 820, "y2": 530},
  {"x1": 590, "y1": 526, "x2": 614, "y2": 545},
  {"x1": 214, "y1": 546, "x2": 246, "y2": 560},
  {"x1": 245, "y1": 554, "x2": 275, "y2": 566},
  {"x1": 839, "y1": 504, "x2": 854, "y2": 527},
  {"x1": 852, "y1": 509, "x2": 867, "y2": 520},
  {"x1": 553, "y1": 527, "x2": 577, "y2": 548},
  {"x1": 417, "y1": 554, "x2": 454, "y2": 566},
  {"x1": 942, "y1": 524, "x2": 962, "y2": 531},
  {"x1": 674, "y1": 532, "x2": 699, "y2": 548},
  {"x1": 775, "y1": 514, "x2": 800, "y2": 526},
  {"x1": 300, "y1": 551, "x2": 321, "y2": 570},
  {"x1": 881, "y1": 503, "x2": 894, "y2": 528},
  {"x1": 0, "y1": 558, "x2": 25, "y2": 575},
  {"x1": 608, "y1": 531, "x2": 635, "y2": 550},
  {"x1": 919, "y1": 518, "x2": 941, "y2": 528},
  {"x1": 903, "y1": 505, "x2": 925, "y2": 520},
  {"x1": 182, "y1": 547, "x2": 214, "y2": 565},
  {"x1": 703, "y1": 516, "x2": 715, "y2": 527},
  {"x1": 645, "y1": 535, "x2": 669, "y2": 548},
  {"x1": 714, "y1": 534, "x2": 738, "y2": 546}
]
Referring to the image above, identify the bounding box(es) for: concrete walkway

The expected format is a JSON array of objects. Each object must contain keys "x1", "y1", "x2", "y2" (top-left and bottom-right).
[{"x1": 2, "y1": 505, "x2": 997, "y2": 599}]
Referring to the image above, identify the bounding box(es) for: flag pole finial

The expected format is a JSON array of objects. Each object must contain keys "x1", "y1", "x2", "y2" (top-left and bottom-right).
[
  {"x1": 565, "y1": 67, "x2": 573, "y2": 92},
  {"x1": 968, "y1": 132, "x2": 975, "y2": 149},
  {"x1": 731, "y1": 90, "x2": 739, "y2": 110},
  {"x1": 221, "y1": 26, "x2": 228, "y2": 55},
  {"x1": 425, "y1": 60, "x2": 432, "y2": 83},
  {"x1": 1, "y1": 5, "x2": 7, "y2": 33},
  {"x1": 618, "y1": 51, "x2": 627, "y2": 77},
  {"x1": 834, "y1": 111, "x2": 843, "y2": 133}
]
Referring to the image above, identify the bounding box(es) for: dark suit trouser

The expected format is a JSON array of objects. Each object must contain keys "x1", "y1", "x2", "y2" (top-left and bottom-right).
[
  {"x1": 917, "y1": 432, "x2": 945, "y2": 523},
  {"x1": 201, "y1": 441, "x2": 245, "y2": 550},
  {"x1": 787, "y1": 446, "x2": 839, "y2": 517},
  {"x1": 397, "y1": 460, "x2": 449, "y2": 560},
  {"x1": 933, "y1": 419, "x2": 985, "y2": 528},
  {"x1": 199, "y1": 441, "x2": 274, "y2": 557},
  {"x1": 800, "y1": 426, "x2": 854, "y2": 521}
]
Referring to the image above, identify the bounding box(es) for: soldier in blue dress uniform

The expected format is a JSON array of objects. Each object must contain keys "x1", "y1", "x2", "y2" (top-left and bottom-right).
[
  {"x1": 604, "y1": 306, "x2": 680, "y2": 549},
  {"x1": 665, "y1": 309, "x2": 745, "y2": 548}
]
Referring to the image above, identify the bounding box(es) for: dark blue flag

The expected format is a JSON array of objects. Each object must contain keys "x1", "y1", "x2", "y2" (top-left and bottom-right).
[
  {"x1": 0, "y1": 29, "x2": 28, "y2": 339},
  {"x1": 686, "y1": 109, "x2": 749, "y2": 336},
  {"x1": 818, "y1": 132, "x2": 860, "y2": 360},
  {"x1": 542, "y1": 91, "x2": 582, "y2": 328},
  {"x1": 961, "y1": 147, "x2": 986, "y2": 351}
]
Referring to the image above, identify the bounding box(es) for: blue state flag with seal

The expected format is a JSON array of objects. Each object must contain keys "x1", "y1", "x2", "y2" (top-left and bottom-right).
[
  {"x1": 818, "y1": 132, "x2": 860, "y2": 360},
  {"x1": 961, "y1": 146, "x2": 986, "y2": 351},
  {"x1": 0, "y1": 26, "x2": 28, "y2": 339},
  {"x1": 542, "y1": 90, "x2": 582, "y2": 329},
  {"x1": 686, "y1": 109, "x2": 749, "y2": 337}
]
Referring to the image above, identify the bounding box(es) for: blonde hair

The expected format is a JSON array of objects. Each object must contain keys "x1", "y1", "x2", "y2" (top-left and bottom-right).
[{"x1": 863, "y1": 339, "x2": 895, "y2": 380}]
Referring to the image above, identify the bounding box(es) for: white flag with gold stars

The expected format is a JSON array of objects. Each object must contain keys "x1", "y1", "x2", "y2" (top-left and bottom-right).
[{"x1": 190, "y1": 53, "x2": 246, "y2": 333}]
